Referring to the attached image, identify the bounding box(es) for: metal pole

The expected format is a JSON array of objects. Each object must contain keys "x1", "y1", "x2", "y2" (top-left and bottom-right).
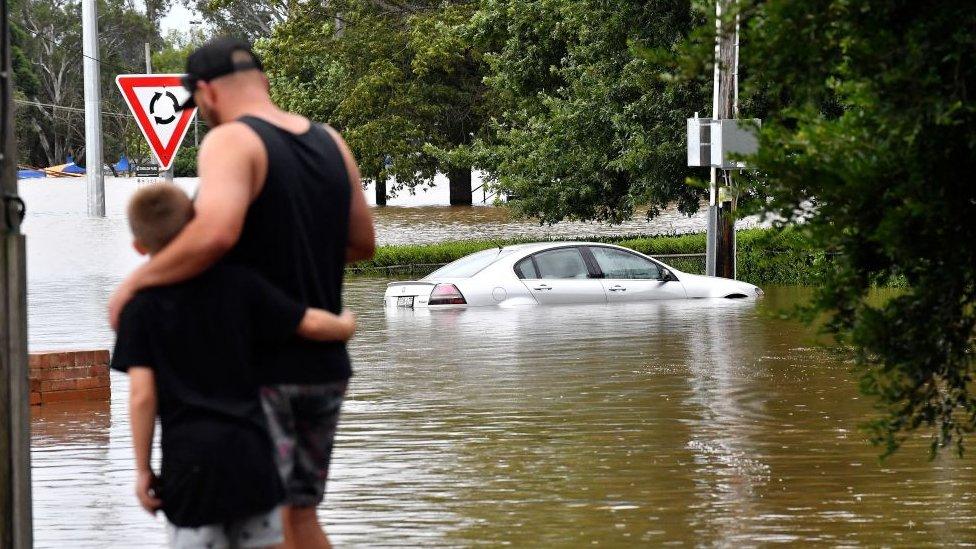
[
  {"x1": 189, "y1": 22, "x2": 200, "y2": 149},
  {"x1": 82, "y1": 0, "x2": 104, "y2": 216},
  {"x1": 145, "y1": 42, "x2": 175, "y2": 182},
  {"x1": 1, "y1": 0, "x2": 33, "y2": 542}
]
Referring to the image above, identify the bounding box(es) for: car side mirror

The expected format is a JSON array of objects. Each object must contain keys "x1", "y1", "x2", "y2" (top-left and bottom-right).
[{"x1": 659, "y1": 268, "x2": 676, "y2": 282}]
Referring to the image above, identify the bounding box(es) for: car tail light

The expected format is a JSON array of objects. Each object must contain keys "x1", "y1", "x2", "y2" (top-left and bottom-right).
[{"x1": 428, "y1": 284, "x2": 466, "y2": 305}]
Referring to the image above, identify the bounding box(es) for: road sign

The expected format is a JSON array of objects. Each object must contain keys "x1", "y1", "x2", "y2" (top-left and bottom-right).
[{"x1": 115, "y1": 74, "x2": 198, "y2": 171}]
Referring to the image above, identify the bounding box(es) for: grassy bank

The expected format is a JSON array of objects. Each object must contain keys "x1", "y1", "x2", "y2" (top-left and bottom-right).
[{"x1": 349, "y1": 227, "x2": 829, "y2": 286}]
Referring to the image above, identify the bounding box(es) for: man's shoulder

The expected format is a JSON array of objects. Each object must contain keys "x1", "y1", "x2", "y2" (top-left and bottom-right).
[{"x1": 198, "y1": 121, "x2": 264, "y2": 159}]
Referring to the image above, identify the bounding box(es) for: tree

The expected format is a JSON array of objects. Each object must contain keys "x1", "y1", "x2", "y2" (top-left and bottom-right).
[
  {"x1": 470, "y1": 0, "x2": 707, "y2": 223},
  {"x1": 183, "y1": 0, "x2": 291, "y2": 42},
  {"x1": 151, "y1": 28, "x2": 208, "y2": 73},
  {"x1": 731, "y1": 0, "x2": 976, "y2": 455},
  {"x1": 259, "y1": 0, "x2": 489, "y2": 205},
  {"x1": 17, "y1": 0, "x2": 85, "y2": 166},
  {"x1": 13, "y1": 0, "x2": 159, "y2": 167}
]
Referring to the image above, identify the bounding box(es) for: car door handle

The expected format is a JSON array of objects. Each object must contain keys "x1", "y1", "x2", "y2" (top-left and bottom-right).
[
  {"x1": 608, "y1": 285, "x2": 627, "y2": 292},
  {"x1": 533, "y1": 284, "x2": 553, "y2": 291}
]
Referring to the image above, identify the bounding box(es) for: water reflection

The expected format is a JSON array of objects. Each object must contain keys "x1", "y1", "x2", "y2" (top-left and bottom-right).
[{"x1": 26, "y1": 279, "x2": 976, "y2": 547}]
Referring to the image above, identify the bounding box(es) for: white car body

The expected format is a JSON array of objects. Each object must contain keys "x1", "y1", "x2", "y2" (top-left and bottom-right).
[{"x1": 383, "y1": 242, "x2": 763, "y2": 309}]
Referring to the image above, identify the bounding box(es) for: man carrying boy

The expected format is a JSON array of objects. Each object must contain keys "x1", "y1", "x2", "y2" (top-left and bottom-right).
[{"x1": 112, "y1": 184, "x2": 357, "y2": 548}]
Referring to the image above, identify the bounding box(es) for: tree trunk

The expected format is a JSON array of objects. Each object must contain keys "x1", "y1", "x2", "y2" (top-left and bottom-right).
[
  {"x1": 448, "y1": 167, "x2": 472, "y2": 206},
  {"x1": 375, "y1": 176, "x2": 387, "y2": 206}
]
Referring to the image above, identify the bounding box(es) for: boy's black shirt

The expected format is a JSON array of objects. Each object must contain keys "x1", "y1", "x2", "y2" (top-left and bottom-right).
[{"x1": 111, "y1": 264, "x2": 305, "y2": 527}]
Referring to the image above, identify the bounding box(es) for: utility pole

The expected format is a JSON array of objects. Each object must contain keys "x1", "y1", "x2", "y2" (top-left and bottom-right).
[
  {"x1": 1, "y1": 0, "x2": 33, "y2": 544},
  {"x1": 82, "y1": 0, "x2": 104, "y2": 216},
  {"x1": 706, "y1": 0, "x2": 738, "y2": 278},
  {"x1": 687, "y1": 1, "x2": 756, "y2": 279}
]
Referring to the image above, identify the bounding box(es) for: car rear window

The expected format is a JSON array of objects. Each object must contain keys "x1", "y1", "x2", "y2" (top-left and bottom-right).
[
  {"x1": 514, "y1": 257, "x2": 538, "y2": 279},
  {"x1": 532, "y1": 248, "x2": 590, "y2": 279},
  {"x1": 425, "y1": 248, "x2": 513, "y2": 279}
]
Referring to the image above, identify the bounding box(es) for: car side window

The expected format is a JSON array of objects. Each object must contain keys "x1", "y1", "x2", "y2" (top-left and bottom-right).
[
  {"x1": 589, "y1": 247, "x2": 661, "y2": 280},
  {"x1": 531, "y1": 248, "x2": 590, "y2": 279},
  {"x1": 514, "y1": 257, "x2": 539, "y2": 279}
]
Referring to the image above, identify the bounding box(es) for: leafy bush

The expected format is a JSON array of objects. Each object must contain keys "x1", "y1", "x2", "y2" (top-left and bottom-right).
[{"x1": 172, "y1": 146, "x2": 198, "y2": 177}]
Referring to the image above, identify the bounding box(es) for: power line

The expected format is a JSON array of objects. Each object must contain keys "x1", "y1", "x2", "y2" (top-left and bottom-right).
[
  {"x1": 20, "y1": 23, "x2": 142, "y2": 76},
  {"x1": 14, "y1": 98, "x2": 131, "y2": 120}
]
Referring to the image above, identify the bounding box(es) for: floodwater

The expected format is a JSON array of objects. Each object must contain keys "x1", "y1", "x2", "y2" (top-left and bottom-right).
[{"x1": 20, "y1": 179, "x2": 976, "y2": 547}]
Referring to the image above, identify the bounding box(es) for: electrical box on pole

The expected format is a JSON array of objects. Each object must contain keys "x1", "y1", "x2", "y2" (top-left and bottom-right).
[
  {"x1": 687, "y1": 117, "x2": 760, "y2": 169},
  {"x1": 710, "y1": 119, "x2": 760, "y2": 169},
  {"x1": 687, "y1": 115, "x2": 713, "y2": 167}
]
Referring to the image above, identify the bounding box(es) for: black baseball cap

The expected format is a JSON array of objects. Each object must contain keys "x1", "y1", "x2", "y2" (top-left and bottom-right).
[{"x1": 177, "y1": 37, "x2": 264, "y2": 111}]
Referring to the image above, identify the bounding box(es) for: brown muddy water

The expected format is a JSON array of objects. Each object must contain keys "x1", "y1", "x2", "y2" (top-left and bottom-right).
[{"x1": 19, "y1": 179, "x2": 976, "y2": 547}]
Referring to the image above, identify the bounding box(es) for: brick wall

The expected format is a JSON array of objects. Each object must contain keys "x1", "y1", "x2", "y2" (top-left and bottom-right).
[{"x1": 29, "y1": 350, "x2": 111, "y2": 405}]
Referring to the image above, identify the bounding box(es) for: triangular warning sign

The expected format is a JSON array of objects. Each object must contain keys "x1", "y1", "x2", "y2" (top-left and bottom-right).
[{"x1": 116, "y1": 74, "x2": 198, "y2": 171}]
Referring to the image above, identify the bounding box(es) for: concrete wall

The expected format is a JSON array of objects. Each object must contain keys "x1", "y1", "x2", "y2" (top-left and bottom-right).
[{"x1": 28, "y1": 350, "x2": 110, "y2": 405}]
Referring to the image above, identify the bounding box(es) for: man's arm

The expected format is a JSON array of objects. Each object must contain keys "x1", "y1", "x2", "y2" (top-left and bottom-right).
[
  {"x1": 296, "y1": 308, "x2": 357, "y2": 342},
  {"x1": 129, "y1": 367, "x2": 162, "y2": 514},
  {"x1": 325, "y1": 126, "x2": 375, "y2": 263},
  {"x1": 108, "y1": 124, "x2": 264, "y2": 328}
]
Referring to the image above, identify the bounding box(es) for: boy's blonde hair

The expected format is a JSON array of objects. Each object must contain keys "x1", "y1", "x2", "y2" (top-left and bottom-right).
[{"x1": 127, "y1": 184, "x2": 194, "y2": 253}]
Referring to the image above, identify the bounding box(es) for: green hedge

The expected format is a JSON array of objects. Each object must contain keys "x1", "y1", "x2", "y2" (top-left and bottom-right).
[{"x1": 349, "y1": 227, "x2": 830, "y2": 286}]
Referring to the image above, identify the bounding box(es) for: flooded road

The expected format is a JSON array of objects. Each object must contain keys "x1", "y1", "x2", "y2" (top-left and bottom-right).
[{"x1": 20, "y1": 180, "x2": 976, "y2": 546}]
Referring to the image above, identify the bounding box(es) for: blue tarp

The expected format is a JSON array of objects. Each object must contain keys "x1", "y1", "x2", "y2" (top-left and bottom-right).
[
  {"x1": 114, "y1": 154, "x2": 130, "y2": 173},
  {"x1": 17, "y1": 169, "x2": 45, "y2": 179},
  {"x1": 62, "y1": 155, "x2": 85, "y2": 174}
]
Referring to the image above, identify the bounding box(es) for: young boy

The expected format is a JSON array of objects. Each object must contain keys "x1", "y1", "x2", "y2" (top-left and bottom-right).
[{"x1": 111, "y1": 184, "x2": 355, "y2": 548}]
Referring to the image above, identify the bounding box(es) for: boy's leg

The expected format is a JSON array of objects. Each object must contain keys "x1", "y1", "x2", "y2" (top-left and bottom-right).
[{"x1": 261, "y1": 382, "x2": 347, "y2": 549}]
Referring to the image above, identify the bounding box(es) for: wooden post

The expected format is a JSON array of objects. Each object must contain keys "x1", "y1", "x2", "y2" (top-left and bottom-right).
[{"x1": 1, "y1": 0, "x2": 33, "y2": 544}]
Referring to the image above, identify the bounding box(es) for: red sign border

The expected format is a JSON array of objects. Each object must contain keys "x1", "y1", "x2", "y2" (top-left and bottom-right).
[{"x1": 115, "y1": 74, "x2": 198, "y2": 171}]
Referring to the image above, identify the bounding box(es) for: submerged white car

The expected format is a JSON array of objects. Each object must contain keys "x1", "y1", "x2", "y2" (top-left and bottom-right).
[{"x1": 384, "y1": 242, "x2": 763, "y2": 308}]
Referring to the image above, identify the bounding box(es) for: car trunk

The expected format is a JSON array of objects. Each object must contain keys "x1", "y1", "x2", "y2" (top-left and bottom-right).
[{"x1": 385, "y1": 281, "x2": 436, "y2": 308}]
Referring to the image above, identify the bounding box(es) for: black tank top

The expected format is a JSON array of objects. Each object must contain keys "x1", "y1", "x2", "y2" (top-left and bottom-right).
[{"x1": 225, "y1": 116, "x2": 352, "y2": 384}]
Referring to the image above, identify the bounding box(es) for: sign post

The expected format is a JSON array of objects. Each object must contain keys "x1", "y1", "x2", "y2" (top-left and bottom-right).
[{"x1": 115, "y1": 74, "x2": 198, "y2": 175}]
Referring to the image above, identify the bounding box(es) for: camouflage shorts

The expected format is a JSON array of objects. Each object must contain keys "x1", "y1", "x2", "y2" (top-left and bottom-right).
[{"x1": 260, "y1": 381, "x2": 347, "y2": 507}]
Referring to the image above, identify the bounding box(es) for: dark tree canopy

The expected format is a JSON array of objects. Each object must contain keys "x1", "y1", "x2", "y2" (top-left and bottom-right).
[
  {"x1": 737, "y1": 0, "x2": 976, "y2": 455},
  {"x1": 471, "y1": 0, "x2": 707, "y2": 224},
  {"x1": 259, "y1": 0, "x2": 489, "y2": 198}
]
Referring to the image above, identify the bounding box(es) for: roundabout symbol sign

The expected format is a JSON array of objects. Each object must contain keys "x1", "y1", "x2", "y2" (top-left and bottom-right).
[{"x1": 115, "y1": 74, "x2": 198, "y2": 171}]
